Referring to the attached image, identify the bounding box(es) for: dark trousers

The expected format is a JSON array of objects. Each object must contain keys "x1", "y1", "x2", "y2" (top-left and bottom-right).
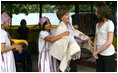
[
  {"x1": 96, "y1": 54, "x2": 115, "y2": 72},
  {"x1": 57, "y1": 59, "x2": 77, "y2": 72},
  {"x1": 57, "y1": 59, "x2": 61, "y2": 72},
  {"x1": 14, "y1": 44, "x2": 32, "y2": 72},
  {"x1": 69, "y1": 59, "x2": 77, "y2": 72}
]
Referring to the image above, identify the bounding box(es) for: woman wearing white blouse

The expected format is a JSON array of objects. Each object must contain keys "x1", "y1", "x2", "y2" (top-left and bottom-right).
[{"x1": 93, "y1": 3, "x2": 115, "y2": 72}]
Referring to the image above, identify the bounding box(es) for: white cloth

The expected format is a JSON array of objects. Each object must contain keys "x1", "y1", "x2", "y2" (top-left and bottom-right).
[
  {"x1": 50, "y1": 21, "x2": 93, "y2": 72},
  {"x1": 74, "y1": 29, "x2": 93, "y2": 52},
  {"x1": 96, "y1": 20, "x2": 115, "y2": 56},
  {"x1": 1, "y1": 29, "x2": 16, "y2": 72},
  {"x1": 38, "y1": 30, "x2": 59, "y2": 72}
]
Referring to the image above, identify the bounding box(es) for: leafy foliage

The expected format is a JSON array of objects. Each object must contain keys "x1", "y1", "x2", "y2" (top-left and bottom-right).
[
  {"x1": 1, "y1": 3, "x2": 93, "y2": 17},
  {"x1": 1, "y1": 4, "x2": 40, "y2": 16}
]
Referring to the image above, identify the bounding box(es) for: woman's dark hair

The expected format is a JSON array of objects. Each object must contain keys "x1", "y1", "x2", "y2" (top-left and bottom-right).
[
  {"x1": 96, "y1": 3, "x2": 113, "y2": 22},
  {"x1": 20, "y1": 19, "x2": 26, "y2": 26},
  {"x1": 42, "y1": 21, "x2": 47, "y2": 30}
]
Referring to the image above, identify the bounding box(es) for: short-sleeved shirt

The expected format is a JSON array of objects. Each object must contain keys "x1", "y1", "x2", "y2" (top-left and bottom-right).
[
  {"x1": 96, "y1": 20, "x2": 115, "y2": 56},
  {"x1": 38, "y1": 31, "x2": 51, "y2": 53},
  {"x1": 1, "y1": 29, "x2": 16, "y2": 72}
]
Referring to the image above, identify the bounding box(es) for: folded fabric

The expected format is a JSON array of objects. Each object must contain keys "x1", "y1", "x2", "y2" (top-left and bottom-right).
[
  {"x1": 10, "y1": 39, "x2": 28, "y2": 46},
  {"x1": 50, "y1": 21, "x2": 93, "y2": 72}
]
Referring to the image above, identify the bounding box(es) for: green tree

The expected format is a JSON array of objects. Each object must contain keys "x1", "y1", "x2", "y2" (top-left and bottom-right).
[
  {"x1": 1, "y1": 3, "x2": 40, "y2": 16},
  {"x1": 1, "y1": 3, "x2": 75, "y2": 16}
]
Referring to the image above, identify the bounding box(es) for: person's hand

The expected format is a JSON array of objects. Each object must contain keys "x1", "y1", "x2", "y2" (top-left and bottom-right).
[
  {"x1": 63, "y1": 31, "x2": 69, "y2": 36},
  {"x1": 73, "y1": 25, "x2": 79, "y2": 29},
  {"x1": 93, "y1": 51, "x2": 98, "y2": 59},
  {"x1": 93, "y1": 54, "x2": 98, "y2": 59},
  {"x1": 83, "y1": 39, "x2": 88, "y2": 42},
  {"x1": 13, "y1": 44, "x2": 23, "y2": 51},
  {"x1": 83, "y1": 38, "x2": 89, "y2": 42}
]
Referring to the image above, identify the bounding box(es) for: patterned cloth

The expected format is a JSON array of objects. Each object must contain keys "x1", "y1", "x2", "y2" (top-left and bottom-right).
[
  {"x1": 38, "y1": 30, "x2": 59, "y2": 72},
  {"x1": 1, "y1": 12, "x2": 10, "y2": 24},
  {"x1": 50, "y1": 21, "x2": 93, "y2": 72},
  {"x1": 39, "y1": 17, "x2": 49, "y2": 26}
]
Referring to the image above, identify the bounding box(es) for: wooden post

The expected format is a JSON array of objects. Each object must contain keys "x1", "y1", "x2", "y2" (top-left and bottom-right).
[
  {"x1": 40, "y1": 3, "x2": 42, "y2": 19},
  {"x1": 10, "y1": 3, "x2": 12, "y2": 27},
  {"x1": 91, "y1": 2, "x2": 95, "y2": 36},
  {"x1": 75, "y1": 3, "x2": 79, "y2": 14}
]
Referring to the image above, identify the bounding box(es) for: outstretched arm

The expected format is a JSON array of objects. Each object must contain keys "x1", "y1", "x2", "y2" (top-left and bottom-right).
[{"x1": 44, "y1": 31, "x2": 69, "y2": 43}]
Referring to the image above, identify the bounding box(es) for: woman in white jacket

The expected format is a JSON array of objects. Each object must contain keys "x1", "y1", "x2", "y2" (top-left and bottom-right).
[{"x1": 50, "y1": 8, "x2": 93, "y2": 72}]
